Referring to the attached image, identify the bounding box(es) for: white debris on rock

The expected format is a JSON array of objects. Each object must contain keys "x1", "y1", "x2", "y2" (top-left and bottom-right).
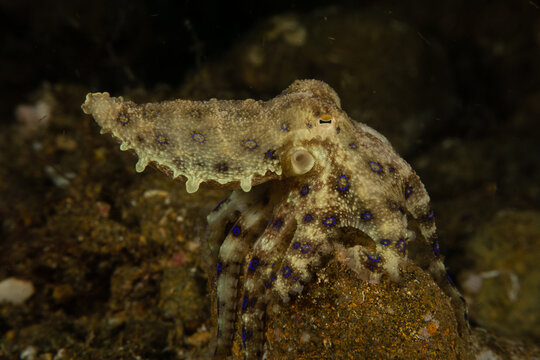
[
  {"x1": 0, "y1": 277, "x2": 35, "y2": 304},
  {"x1": 20, "y1": 345, "x2": 37, "y2": 360}
]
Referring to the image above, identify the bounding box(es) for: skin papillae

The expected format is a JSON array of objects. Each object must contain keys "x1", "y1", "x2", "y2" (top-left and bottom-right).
[{"x1": 82, "y1": 80, "x2": 469, "y2": 359}]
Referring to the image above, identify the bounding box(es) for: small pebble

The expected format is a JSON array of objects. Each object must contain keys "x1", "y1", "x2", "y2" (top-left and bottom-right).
[{"x1": 0, "y1": 277, "x2": 35, "y2": 304}]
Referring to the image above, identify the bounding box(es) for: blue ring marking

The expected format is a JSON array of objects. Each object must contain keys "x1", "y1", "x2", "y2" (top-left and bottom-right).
[
  {"x1": 380, "y1": 239, "x2": 391, "y2": 246},
  {"x1": 349, "y1": 143, "x2": 357, "y2": 149},
  {"x1": 265, "y1": 150, "x2": 275, "y2": 158},
  {"x1": 156, "y1": 135, "x2": 167, "y2": 144},
  {"x1": 369, "y1": 161, "x2": 382, "y2": 173},
  {"x1": 192, "y1": 132, "x2": 205, "y2": 143},
  {"x1": 231, "y1": 225, "x2": 241, "y2": 237},
  {"x1": 242, "y1": 297, "x2": 248, "y2": 310},
  {"x1": 283, "y1": 266, "x2": 291, "y2": 278},
  {"x1": 217, "y1": 163, "x2": 228, "y2": 172},
  {"x1": 367, "y1": 254, "x2": 380, "y2": 262},
  {"x1": 447, "y1": 274, "x2": 455, "y2": 286},
  {"x1": 405, "y1": 186, "x2": 413, "y2": 198},
  {"x1": 304, "y1": 214, "x2": 312, "y2": 222},
  {"x1": 264, "y1": 281, "x2": 271, "y2": 288},
  {"x1": 242, "y1": 331, "x2": 246, "y2": 343},
  {"x1": 213, "y1": 199, "x2": 226, "y2": 211},
  {"x1": 270, "y1": 273, "x2": 277, "y2": 281},
  {"x1": 293, "y1": 242, "x2": 301, "y2": 249},
  {"x1": 300, "y1": 185, "x2": 309, "y2": 196},
  {"x1": 117, "y1": 114, "x2": 129, "y2": 125},
  {"x1": 273, "y1": 220, "x2": 283, "y2": 230},
  {"x1": 301, "y1": 244, "x2": 311, "y2": 253},
  {"x1": 243, "y1": 139, "x2": 258, "y2": 150},
  {"x1": 188, "y1": 109, "x2": 201, "y2": 117},
  {"x1": 248, "y1": 258, "x2": 258, "y2": 270},
  {"x1": 281, "y1": 122, "x2": 289, "y2": 130},
  {"x1": 361, "y1": 211, "x2": 374, "y2": 220},
  {"x1": 397, "y1": 239, "x2": 406, "y2": 251},
  {"x1": 217, "y1": 262, "x2": 222, "y2": 273},
  {"x1": 433, "y1": 239, "x2": 440, "y2": 254},
  {"x1": 324, "y1": 216, "x2": 337, "y2": 226},
  {"x1": 389, "y1": 167, "x2": 395, "y2": 173},
  {"x1": 426, "y1": 210, "x2": 434, "y2": 220},
  {"x1": 293, "y1": 276, "x2": 298, "y2": 282},
  {"x1": 389, "y1": 201, "x2": 400, "y2": 210},
  {"x1": 337, "y1": 175, "x2": 349, "y2": 191}
]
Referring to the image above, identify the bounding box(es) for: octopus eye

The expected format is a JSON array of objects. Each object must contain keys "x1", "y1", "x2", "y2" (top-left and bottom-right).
[
  {"x1": 290, "y1": 149, "x2": 315, "y2": 175},
  {"x1": 318, "y1": 114, "x2": 334, "y2": 127}
]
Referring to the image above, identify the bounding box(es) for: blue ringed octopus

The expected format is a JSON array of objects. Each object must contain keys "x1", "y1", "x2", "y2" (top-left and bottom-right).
[{"x1": 81, "y1": 79, "x2": 469, "y2": 359}]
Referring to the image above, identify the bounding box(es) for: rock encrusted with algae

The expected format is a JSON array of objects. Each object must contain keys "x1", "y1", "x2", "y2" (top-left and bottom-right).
[{"x1": 82, "y1": 79, "x2": 469, "y2": 359}]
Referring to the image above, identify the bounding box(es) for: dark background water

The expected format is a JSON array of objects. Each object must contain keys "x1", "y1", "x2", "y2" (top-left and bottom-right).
[{"x1": 2, "y1": 0, "x2": 538, "y2": 128}]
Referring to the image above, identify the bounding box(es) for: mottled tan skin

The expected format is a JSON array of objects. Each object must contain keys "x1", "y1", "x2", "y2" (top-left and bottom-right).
[{"x1": 82, "y1": 80, "x2": 468, "y2": 359}]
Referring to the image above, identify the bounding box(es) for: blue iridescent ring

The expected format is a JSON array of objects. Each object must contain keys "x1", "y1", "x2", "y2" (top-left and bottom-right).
[
  {"x1": 369, "y1": 161, "x2": 382, "y2": 173},
  {"x1": 361, "y1": 211, "x2": 374, "y2": 220},
  {"x1": 300, "y1": 185, "x2": 309, "y2": 196},
  {"x1": 367, "y1": 254, "x2": 380, "y2": 262},
  {"x1": 117, "y1": 114, "x2": 129, "y2": 125},
  {"x1": 282, "y1": 267, "x2": 291, "y2": 278},
  {"x1": 301, "y1": 244, "x2": 311, "y2": 253},
  {"x1": 389, "y1": 201, "x2": 400, "y2": 210},
  {"x1": 192, "y1": 132, "x2": 205, "y2": 143},
  {"x1": 426, "y1": 210, "x2": 434, "y2": 220},
  {"x1": 323, "y1": 217, "x2": 337, "y2": 226},
  {"x1": 293, "y1": 242, "x2": 300, "y2": 249},
  {"x1": 433, "y1": 239, "x2": 440, "y2": 254},
  {"x1": 156, "y1": 135, "x2": 167, "y2": 144},
  {"x1": 273, "y1": 220, "x2": 283, "y2": 230},
  {"x1": 380, "y1": 239, "x2": 391, "y2": 246},
  {"x1": 337, "y1": 175, "x2": 349, "y2": 191},
  {"x1": 243, "y1": 139, "x2": 258, "y2": 150},
  {"x1": 349, "y1": 143, "x2": 357, "y2": 149},
  {"x1": 231, "y1": 225, "x2": 241, "y2": 237},
  {"x1": 217, "y1": 163, "x2": 228, "y2": 172},
  {"x1": 304, "y1": 214, "x2": 312, "y2": 222},
  {"x1": 397, "y1": 239, "x2": 406, "y2": 251},
  {"x1": 405, "y1": 186, "x2": 413, "y2": 198},
  {"x1": 248, "y1": 258, "x2": 258, "y2": 270},
  {"x1": 281, "y1": 122, "x2": 289, "y2": 130}
]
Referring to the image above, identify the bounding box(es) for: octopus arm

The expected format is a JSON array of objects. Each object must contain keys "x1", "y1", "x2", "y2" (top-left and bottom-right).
[
  {"x1": 239, "y1": 215, "x2": 336, "y2": 359},
  {"x1": 211, "y1": 189, "x2": 274, "y2": 357}
]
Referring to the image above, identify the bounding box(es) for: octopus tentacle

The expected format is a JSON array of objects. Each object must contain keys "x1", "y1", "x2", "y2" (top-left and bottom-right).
[
  {"x1": 213, "y1": 189, "x2": 274, "y2": 357},
  {"x1": 401, "y1": 174, "x2": 470, "y2": 335},
  {"x1": 274, "y1": 220, "x2": 334, "y2": 301},
  {"x1": 239, "y1": 201, "x2": 297, "y2": 359}
]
